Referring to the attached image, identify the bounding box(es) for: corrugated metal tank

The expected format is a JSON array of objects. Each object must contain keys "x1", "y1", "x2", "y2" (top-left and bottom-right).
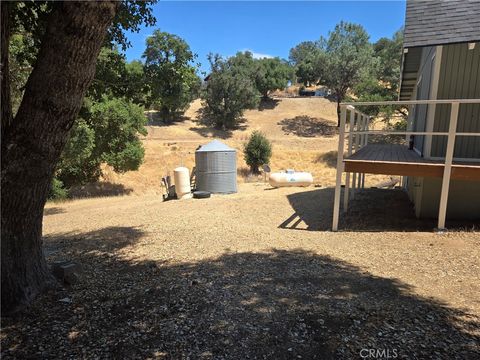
[{"x1": 195, "y1": 140, "x2": 237, "y2": 194}]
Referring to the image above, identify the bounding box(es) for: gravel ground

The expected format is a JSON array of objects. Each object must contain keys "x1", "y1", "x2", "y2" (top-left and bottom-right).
[{"x1": 2, "y1": 184, "x2": 480, "y2": 359}]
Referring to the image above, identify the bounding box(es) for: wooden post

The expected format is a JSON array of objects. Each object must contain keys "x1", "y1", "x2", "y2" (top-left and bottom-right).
[
  {"x1": 352, "y1": 112, "x2": 359, "y2": 199},
  {"x1": 365, "y1": 116, "x2": 370, "y2": 146},
  {"x1": 360, "y1": 114, "x2": 365, "y2": 147},
  {"x1": 437, "y1": 102, "x2": 459, "y2": 230},
  {"x1": 357, "y1": 115, "x2": 364, "y2": 189},
  {"x1": 332, "y1": 105, "x2": 347, "y2": 231},
  {"x1": 344, "y1": 108, "x2": 355, "y2": 211},
  {"x1": 362, "y1": 116, "x2": 369, "y2": 189}
]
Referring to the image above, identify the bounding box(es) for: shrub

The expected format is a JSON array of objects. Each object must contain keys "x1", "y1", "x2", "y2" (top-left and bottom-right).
[
  {"x1": 56, "y1": 97, "x2": 147, "y2": 188},
  {"x1": 243, "y1": 131, "x2": 272, "y2": 174},
  {"x1": 48, "y1": 178, "x2": 68, "y2": 200}
]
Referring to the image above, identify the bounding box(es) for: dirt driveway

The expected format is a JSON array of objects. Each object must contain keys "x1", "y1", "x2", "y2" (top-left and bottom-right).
[{"x1": 2, "y1": 184, "x2": 479, "y2": 359}]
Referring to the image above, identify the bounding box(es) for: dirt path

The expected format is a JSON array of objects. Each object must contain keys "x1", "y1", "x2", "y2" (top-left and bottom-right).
[{"x1": 2, "y1": 184, "x2": 479, "y2": 359}]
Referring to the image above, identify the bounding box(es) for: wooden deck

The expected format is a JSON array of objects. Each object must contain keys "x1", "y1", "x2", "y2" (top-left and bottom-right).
[{"x1": 344, "y1": 144, "x2": 480, "y2": 181}]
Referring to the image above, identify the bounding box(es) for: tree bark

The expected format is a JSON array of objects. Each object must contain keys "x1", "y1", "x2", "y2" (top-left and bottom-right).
[
  {"x1": 1, "y1": 1, "x2": 12, "y2": 137},
  {"x1": 1, "y1": 1, "x2": 117, "y2": 313}
]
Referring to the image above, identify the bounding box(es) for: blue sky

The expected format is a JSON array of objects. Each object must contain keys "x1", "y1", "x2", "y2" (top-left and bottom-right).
[{"x1": 124, "y1": 1, "x2": 406, "y2": 74}]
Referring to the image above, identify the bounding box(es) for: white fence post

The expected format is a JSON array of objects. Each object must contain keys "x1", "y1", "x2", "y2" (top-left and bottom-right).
[
  {"x1": 332, "y1": 106, "x2": 347, "y2": 231},
  {"x1": 366, "y1": 116, "x2": 370, "y2": 145},
  {"x1": 362, "y1": 116, "x2": 370, "y2": 189},
  {"x1": 343, "y1": 107, "x2": 355, "y2": 211},
  {"x1": 437, "y1": 102, "x2": 459, "y2": 230},
  {"x1": 352, "y1": 112, "x2": 359, "y2": 199},
  {"x1": 357, "y1": 115, "x2": 364, "y2": 189}
]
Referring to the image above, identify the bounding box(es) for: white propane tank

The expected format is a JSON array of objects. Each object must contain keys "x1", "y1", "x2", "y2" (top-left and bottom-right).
[
  {"x1": 174, "y1": 167, "x2": 192, "y2": 199},
  {"x1": 268, "y1": 171, "x2": 313, "y2": 187}
]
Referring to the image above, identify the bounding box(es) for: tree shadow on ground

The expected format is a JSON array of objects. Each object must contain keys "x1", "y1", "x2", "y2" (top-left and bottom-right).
[
  {"x1": 316, "y1": 151, "x2": 338, "y2": 168},
  {"x1": 68, "y1": 182, "x2": 133, "y2": 199},
  {"x1": 189, "y1": 107, "x2": 247, "y2": 139},
  {"x1": 278, "y1": 116, "x2": 337, "y2": 137},
  {"x1": 189, "y1": 124, "x2": 237, "y2": 140},
  {"x1": 280, "y1": 188, "x2": 480, "y2": 232},
  {"x1": 43, "y1": 207, "x2": 66, "y2": 216},
  {"x1": 258, "y1": 98, "x2": 280, "y2": 111},
  {"x1": 2, "y1": 234, "x2": 479, "y2": 359},
  {"x1": 145, "y1": 111, "x2": 190, "y2": 126},
  {"x1": 42, "y1": 226, "x2": 146, "y2": 257}
]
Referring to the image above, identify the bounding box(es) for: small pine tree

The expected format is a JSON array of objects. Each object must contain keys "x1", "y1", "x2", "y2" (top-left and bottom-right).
[{"x1": 243, "y1": 131, "x2": 272, "y2": 174}]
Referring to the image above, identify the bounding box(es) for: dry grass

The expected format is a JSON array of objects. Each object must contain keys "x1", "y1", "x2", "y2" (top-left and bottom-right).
[{"x1": 94, "y1": 97, "x2": 390, "y2": 198}]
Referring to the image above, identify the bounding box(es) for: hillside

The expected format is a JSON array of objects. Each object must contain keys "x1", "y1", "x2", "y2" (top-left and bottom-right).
[{"x1": 71, "y1": 97, "x2": 387, "y2": 197}]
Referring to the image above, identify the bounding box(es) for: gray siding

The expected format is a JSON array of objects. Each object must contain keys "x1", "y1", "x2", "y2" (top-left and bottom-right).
[
  {"x1": 431, "y1": 42, "x2": 480, "y2": 158},
  {"x1": 412, "y1": 47, "x2": 436, "y2": 154},
  {"x1": 419, "y1": 178, "x2": 480, "y2": 219}
]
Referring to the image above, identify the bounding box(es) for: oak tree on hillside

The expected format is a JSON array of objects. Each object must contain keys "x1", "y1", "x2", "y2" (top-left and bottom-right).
[
  {"x1": 1, "y1": 0, "x2": 156, "y2": 313},
  {"x1": 320, "y1": 22, "x2": 374, "y2": 126},
  {"x1": 143, "y1": 30, "x2": 201, "y2": 122},
  {"x1": 255, "y1": 57, "x2": 292, "y2": 99},
  {"x1": 289, "y1": 41, "x2": 324, "y2": 86},
  {"x1": 354, "y1": 29, "x2": 405, "y2": 120},
  {"x1": 201, "y1": 52, "x2": 260, "y2": 130}
]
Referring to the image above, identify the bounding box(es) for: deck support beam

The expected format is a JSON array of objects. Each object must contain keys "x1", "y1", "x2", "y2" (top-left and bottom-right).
[
  {"x1": 437, "y1": 102, "x2": 459, "y2": 230},
  {"x1": 332, "y1": 106, "x2": 347, "y2": 231},
  {"x1": 352, "y1": 112, "x2": 360, "y2": 199},
  {"x1": 343, "y1": 109, "x2": 355, "y2": 211},
  {"x1": 343, "y1": 109, "x2": 355, "y2": 212}
]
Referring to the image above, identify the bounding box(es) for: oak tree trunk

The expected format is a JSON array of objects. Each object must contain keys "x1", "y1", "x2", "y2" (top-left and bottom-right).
[
  {"x1": 1, "y1": 1, "x2": 117, "y2": 313},
  {"x1": 336, "y1": 99, "x2": 341, "y2": 127},
  {"x1": 1, "y1": 1, "x2": 12, "y2": 136}
]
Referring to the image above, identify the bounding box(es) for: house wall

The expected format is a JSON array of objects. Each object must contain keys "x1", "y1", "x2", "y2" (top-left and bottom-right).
[
  {"x1": 418, "y1": 178, "x2": 480, "y2": 219},
  {"x1": 412, "y1": 46, "x2": 436, "y2": 154},
  {"x1": 407, "y1": 42, "x2": 480, "y2": 219},
  {"x1": 408, "y1": 176, "x2": 480, "y2": 219},
  {"x1": 431, "y1": 42, "x2": 480, "y2": 158}
]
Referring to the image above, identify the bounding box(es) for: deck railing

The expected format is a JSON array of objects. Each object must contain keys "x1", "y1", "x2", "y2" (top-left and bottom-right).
[{"x1": 332, "y1": 99, "x2": 480, "y2": 231}]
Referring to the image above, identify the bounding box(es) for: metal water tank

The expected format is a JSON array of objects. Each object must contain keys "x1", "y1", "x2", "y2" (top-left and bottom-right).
[{"x1": 195, "y1": 140, "x2": 237, "y2": 194}]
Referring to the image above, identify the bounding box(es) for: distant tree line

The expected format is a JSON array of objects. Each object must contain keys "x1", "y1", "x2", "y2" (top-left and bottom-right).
[
  {"x1": 202, "y1": 21, "x2": 403, "y2": 130},
  {"x1": 289, "y1": 21, "x2": 404, "y2": 125}
]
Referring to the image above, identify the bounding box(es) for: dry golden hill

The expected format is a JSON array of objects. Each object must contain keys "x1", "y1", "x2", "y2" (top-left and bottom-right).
[{"x1": 72, "y1": 97, "x2": 387, "y2": 197}]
